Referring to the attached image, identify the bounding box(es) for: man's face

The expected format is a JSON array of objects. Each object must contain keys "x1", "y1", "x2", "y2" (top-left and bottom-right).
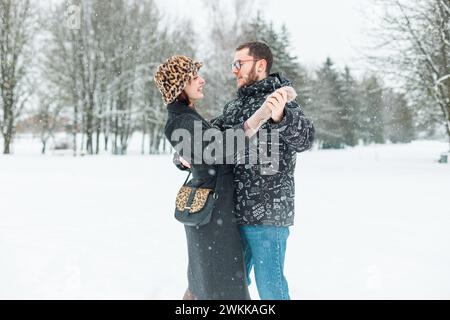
[{"x1": 232, "y1": 48, "x2": 261, "y2": 89}]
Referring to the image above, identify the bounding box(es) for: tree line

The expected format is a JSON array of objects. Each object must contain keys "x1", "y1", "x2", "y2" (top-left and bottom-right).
[{"x1": 0, "y1": 0, "x2": 448, "y2": 155}]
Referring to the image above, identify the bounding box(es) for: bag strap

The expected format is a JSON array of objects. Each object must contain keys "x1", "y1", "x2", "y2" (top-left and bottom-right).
[
  {"x1": 211, "y1": 168, "x2": 219, "y2": 198},
  {"x1": 183, "y1": 168, "x2": 219, "y2": 198},
  {"x1": 183, "y1": 185, "x2": 198, "y2": 214},
  {"x1": 183, "y1": 171, "x2": 192, "y2": 186}
]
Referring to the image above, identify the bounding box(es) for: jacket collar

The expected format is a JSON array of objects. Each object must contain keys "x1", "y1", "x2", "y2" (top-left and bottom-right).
[
  {"x1": 237, "y1": 73, "x2": 292, "y2": 98},
  {"x1": 166, "y1": 100, "x2": 198, "y2": 116}
]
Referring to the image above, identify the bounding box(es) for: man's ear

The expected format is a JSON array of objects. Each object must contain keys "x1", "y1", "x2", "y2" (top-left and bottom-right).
[{"x1": 257, "y1": 59, "x2": 267, "y2": 74}]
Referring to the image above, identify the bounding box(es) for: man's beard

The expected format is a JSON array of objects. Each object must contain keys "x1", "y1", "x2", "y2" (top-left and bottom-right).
[{"x1": 239, "y1": 63, "x2": 259, "y2": 88}]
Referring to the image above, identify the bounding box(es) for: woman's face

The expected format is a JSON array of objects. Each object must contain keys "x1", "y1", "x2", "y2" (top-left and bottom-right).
[{"x1": 184, "y1": 74, "x2": 205, "y2": 105}]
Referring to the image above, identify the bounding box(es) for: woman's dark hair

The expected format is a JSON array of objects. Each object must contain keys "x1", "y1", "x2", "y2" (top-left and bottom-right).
[
  {"x1": 176, "y1": 90, "x2": 191, "y2": 105},
  {"x1": 236, "y1": 41, "x2": 273, "y2": 75}
]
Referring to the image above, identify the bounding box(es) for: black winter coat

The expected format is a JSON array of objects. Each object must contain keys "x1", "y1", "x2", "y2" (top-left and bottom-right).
[
  {"x1": 164, "y1": 100, "x2": 250, "y2": 300},
  {"x1": 211, "y1": 73, "x2": 315, "y2": 227}
]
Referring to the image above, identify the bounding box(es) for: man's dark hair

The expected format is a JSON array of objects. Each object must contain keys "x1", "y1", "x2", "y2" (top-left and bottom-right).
[{"x1": 236, "y1": 41, "x2": 273, "y2": 75}]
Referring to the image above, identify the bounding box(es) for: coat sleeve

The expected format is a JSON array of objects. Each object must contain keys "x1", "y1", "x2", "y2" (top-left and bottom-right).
[
  {"x1": 209, "y1": 114, "x2": 226, "y2": 130},
  {"x1": 269, "y1": 101, "x2": 315, "y2": 153},
  {"x1": 166, "y1": 114, "x2": 248, "y2": 165},
  {"x1": 209, "y1": 100, "x2": 235, "y2": 130}
]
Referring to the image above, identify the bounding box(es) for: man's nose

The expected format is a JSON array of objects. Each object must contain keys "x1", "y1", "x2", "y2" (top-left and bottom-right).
[{"x1": 232, "y1": 68, "x2": 239, "y2": 76}]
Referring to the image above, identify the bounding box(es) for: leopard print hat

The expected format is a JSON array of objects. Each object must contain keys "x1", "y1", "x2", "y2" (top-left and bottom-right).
[{"x1": 154, "y1": 55, "x2": 203, "y2": 105}]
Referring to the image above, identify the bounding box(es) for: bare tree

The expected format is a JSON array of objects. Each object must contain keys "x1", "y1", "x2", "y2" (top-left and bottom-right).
[
  {"x1": 199, "y1": 0, "x2": 257, "y2": 120},
  {"x1": 368, "y1": 0, "x2": 450, "y2": 150},
  {"x1": 42, "y1": 0, "x2": 171, "y2": 155},
  {"x1": 36, "y1": 91, "x2": 65, "y2": 154},
  {"x1": 135, "y1": 16, "x2": 198, "y2": 155},
  {"x1": 0, "y1": 0, "x2": 35, "y2": 154}
]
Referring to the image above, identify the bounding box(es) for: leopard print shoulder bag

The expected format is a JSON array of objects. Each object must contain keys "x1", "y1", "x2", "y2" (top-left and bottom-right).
[{"x1": 174, "y1": 171, "x2": 218, "y2": 227}]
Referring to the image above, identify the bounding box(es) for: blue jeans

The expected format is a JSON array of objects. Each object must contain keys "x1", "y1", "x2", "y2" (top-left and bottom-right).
[{"x1": 239, "y1": 225, "x2": 290, "y2": 300}]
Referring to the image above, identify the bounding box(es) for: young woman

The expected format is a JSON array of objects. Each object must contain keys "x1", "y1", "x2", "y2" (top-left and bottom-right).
[{"x1": 154, "y1": 55, "x2": 289, "y2": 300}]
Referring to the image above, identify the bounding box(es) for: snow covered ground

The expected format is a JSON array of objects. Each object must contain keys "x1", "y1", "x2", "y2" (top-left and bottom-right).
[{"x1": 1, "y1": 137, "x2": 449, "y2": 299}]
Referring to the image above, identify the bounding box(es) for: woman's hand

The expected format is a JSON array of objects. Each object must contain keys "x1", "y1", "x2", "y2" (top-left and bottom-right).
[
  {"x1": 179, "y1": 156, "x2": 191, "y2": 168},
  {"x1": 244, "y1": 86, "x2": 297, "y2": 136},
  {"x1": 266, "y1": 89, "x2": 288, "y2": 123},
  {"x1": 244, "y1": 101, "x2": 272, "y2": 136},
  {"x1": 266, "y1": 86, "x2": 297, "y2": 123}
]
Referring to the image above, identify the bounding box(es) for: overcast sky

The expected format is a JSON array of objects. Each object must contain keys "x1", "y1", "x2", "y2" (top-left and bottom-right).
[
  {"x1": 45, "y1": 0, "x2": 375, "y2": 74},
  {"x1": 155, "y1": 0, "x2": 373, "y2": 71}
]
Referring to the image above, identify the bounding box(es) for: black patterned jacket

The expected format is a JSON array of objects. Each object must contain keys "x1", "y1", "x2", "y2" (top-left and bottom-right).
[{"x1": 211, "y1": 73, "x2": 315, "y2": 226}]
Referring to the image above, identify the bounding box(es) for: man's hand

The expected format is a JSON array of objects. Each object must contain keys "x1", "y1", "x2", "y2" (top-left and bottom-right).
[{"x1": 266, "y1": 89, "x2": 288, "y2": 123}]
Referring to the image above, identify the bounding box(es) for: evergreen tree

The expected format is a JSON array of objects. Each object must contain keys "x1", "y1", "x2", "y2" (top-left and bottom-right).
[
  {"x1": 239, "y1": 13, "x2": 313, "y2": 134},
  {"x1": 383, "y1": 89, "x2": 415, "y2": 143},
  {"x1": 240, "y1": 13, "x2": 306, "y2": 87},
  {"x1": 340, "y1": 66, "x2": 360, "y2": 146},
  {"x1": 359, "y1": 75, "x2": 385, "y2": 144},
  {"x1": 313, "y1": 57, "x2": 345, "y2": 149}
]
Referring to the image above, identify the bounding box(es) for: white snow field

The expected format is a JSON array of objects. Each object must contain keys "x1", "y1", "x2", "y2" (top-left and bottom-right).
[{"x1": 1, "y1": 137, "x2": 449, "y2": 299}]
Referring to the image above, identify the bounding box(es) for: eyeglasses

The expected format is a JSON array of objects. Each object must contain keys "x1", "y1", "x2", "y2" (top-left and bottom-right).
[{"x1": 230, "y1": 59, "x2": 259, "y2": 71}]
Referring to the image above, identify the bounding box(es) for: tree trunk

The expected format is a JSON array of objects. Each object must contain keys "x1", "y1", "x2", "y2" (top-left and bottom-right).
[
  {"x1": 446, "y1": 119, "x2": 450, "y2": 152},
  {"x1": 148, "y1": 123, "x2": 154, "y2": 155},
  {"x1": 2, "y1": 104, "x2": 14, "y2": 154},
  {"x1": 163, "y1": 133, "x2": 167, "y2": 154},
  {"x1": 0, "y1": 0, "x2": 32, "y2": 155},
  {"x1": 155, "y1": 128, "x2": 164, "y2": 154},
  {"x1": 72, "y1": 102, "x2": 78, "y2": 157},
  {"x1": 86, "y1": 92, "x2": 95, "y2": 155},
  {"x1": 141, "y1": 115, "x2": 146, "y2": 155},
  {"x1": 104, "y1": 97, "x2": 113, "y2": 152},
  {"x1": 113, "y1": 114, "x2": 119, "y2": 155},
  {"x1": 81, "y1": 110, "x2": 86, "y2": 154},
  {"x1": 86, "y1": 117, "x2": 93, "y2": 154},
  {"x1": 41, "y1": 140, "x2": 47, "y2": 155},
  {"x1": 95, "y1": 114, "x2": 101, "y2": 154},
  {"x1": 150, "y1": 125, "x2": 158, "y2": 154},
  {"x1": 3, "y1": 134, "x2": 11, "y2": 154},
  {"x1": 104, "y1": 133, "x2": 109, "y2": 152}
]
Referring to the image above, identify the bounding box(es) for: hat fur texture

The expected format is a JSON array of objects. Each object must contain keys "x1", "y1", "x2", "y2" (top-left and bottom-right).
[{"x1": 154, "y1": 55, "x2": 203, "y2": 104}]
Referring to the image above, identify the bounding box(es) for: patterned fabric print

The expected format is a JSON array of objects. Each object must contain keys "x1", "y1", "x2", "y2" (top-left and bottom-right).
[
  {"x1": 211, "y1": 73, "x2": 315, "y2": 227},
  {"x1": 176, "y1": 186, "x2": 213, "y2": 213},
  {"x1": 176, "y1": 186, "x2": 192, "y2": 212},
  {"x1": 190, "y1": 188, "x2": 212, "y2": 213}
]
